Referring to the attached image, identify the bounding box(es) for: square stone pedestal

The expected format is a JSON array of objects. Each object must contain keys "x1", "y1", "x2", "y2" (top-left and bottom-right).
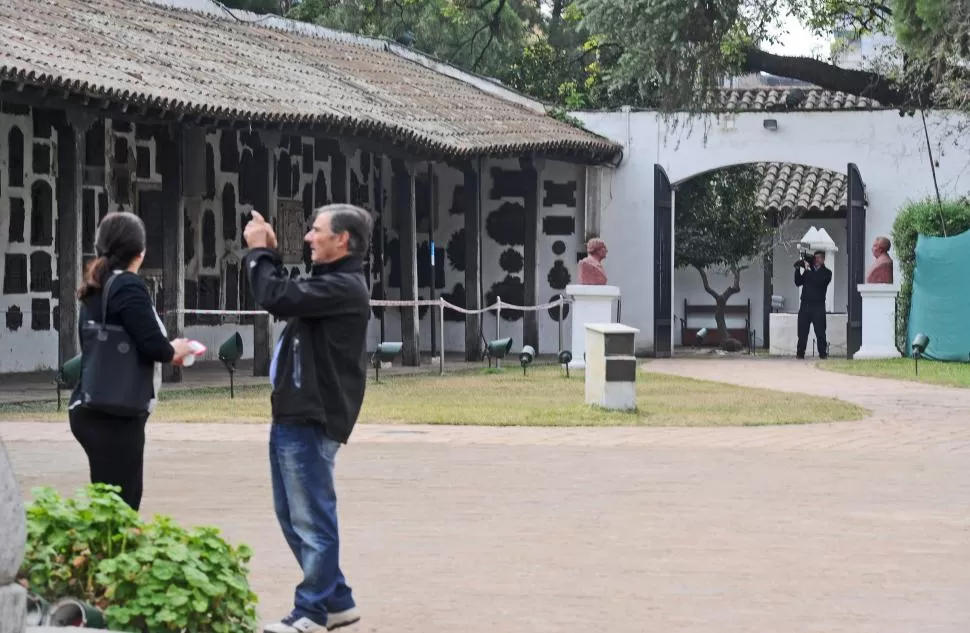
[
  {"x1": 854, "y1": 283, "x2": 901, "y2": 359},
  {"x1": 584, "y1": 323, "x2": 639, "y2": 411},
  {"x1": 769, "y1": 312, "x2": 848, "y2": 357},
  {"x1": 566, "y1": 284, "x2": 620, "y2": 369}
]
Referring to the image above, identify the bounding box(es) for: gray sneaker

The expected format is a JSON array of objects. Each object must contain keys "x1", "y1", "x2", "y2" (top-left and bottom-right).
[{"x1": 326, "y1": 607, "x2": 361, "y2": 630}]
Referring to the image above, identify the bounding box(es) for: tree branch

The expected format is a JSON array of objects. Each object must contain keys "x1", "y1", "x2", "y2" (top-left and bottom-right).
[
  {"x1": 695, "y1": 266, "x2": 717, "y2": 300},
  {"x1": 742, "y1": 47, "x2": 926, "y2": 108}
]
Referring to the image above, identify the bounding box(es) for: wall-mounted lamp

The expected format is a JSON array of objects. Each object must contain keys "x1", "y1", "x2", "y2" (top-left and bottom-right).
[{"x1": 763, "y1": 118, "x2": 778, "y2": 131}]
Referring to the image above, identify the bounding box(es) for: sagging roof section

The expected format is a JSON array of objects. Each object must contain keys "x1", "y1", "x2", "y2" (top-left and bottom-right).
[{"x1": 0, "y1": 0, "x2": 623, "y2": 163}]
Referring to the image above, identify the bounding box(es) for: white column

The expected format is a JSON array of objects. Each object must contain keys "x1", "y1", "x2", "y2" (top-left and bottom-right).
[
  {"x1": 854, "y1": 283, "x2": 901, "y2": 359},
  {"x1": 565, "y1": 284, "x2": 620, "y2": 369}
]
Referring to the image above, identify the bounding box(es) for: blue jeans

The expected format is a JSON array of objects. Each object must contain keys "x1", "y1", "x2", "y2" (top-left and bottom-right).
[{"x1": 269, "y1": 422, "x2": 355, "y2": 623}]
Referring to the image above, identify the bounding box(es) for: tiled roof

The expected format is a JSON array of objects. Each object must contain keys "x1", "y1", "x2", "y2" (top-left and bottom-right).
[
  {"x1": 757, "y1": 163, "x2": 848, "y2": 215},
  {"x1": 0, "y1": 0, "x2": 622, "y2": 163},
  {"x1": 720, "y1": 87, "x2": 884, "y2": 112}
]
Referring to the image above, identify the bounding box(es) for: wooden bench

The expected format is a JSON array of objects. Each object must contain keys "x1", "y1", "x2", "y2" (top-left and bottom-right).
[{"x1": 680, "y1": 298, "x2": 752, "y2": 347}]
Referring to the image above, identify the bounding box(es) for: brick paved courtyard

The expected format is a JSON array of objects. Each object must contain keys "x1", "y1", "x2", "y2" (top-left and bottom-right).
[{"x1": 3, "y1": 358, "x2": 969, "y2": 633}]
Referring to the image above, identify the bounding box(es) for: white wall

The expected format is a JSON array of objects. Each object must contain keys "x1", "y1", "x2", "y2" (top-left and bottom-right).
[{"x1": 575, "y1": 109, "x2": 970, "y2": 352}]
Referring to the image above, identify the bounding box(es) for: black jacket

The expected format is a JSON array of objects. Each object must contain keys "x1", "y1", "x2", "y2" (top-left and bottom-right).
[
  {"x1": 795, "y1": 265, "x2": 832, "y2": 309},
  {"x1": 244, "y1": 249, "x2": 370, "y2": 443}
]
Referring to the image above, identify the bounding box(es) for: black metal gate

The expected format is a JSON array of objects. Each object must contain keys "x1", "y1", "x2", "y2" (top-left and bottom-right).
[
  {"x1": 653, "y1": 165, "x2": 673, "y2": 357},
  {"x1": 846, "y1": 162, "x2": 866, "y2": 358}
]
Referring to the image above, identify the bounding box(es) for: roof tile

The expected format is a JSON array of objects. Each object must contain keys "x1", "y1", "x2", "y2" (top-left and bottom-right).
[
  {"x1": 0, "y1": 0, "x2": 622, "y2": 161},
  {"x1": 721, "y1": 87, "x2": 883, "y2": 112},
  {"x1": 757, "y1": 163, "x2": 848, "y2": 215}
]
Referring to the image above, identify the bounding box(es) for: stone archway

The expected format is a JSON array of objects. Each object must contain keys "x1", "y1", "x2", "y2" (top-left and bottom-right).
[{"x1": 652, "y1": 161, "x2": 868, "y2": 358}]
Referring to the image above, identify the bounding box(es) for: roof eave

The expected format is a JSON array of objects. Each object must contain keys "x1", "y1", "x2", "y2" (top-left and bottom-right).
[{"x1": 0, "y1": 72, "x2": 622, "y2": 166}]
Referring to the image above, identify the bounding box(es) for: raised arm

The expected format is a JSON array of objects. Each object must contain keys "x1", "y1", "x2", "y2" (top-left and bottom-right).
[{"x1": 244, "y1": 248, "x2": 365, "y2": 319}]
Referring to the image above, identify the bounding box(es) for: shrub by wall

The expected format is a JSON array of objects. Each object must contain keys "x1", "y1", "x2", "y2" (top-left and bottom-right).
[{"x1": 891, "y1": 197, "x2": 970, "y2": 351}]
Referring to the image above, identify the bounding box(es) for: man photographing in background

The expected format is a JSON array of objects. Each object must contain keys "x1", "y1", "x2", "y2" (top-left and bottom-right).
[{"x1": 794, "y1": 250, "x2": 832, "y2": 359}]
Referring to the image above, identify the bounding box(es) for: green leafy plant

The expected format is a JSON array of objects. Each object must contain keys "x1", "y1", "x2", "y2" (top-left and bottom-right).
[
  {"x1": 891, "y1": 196, "x2": 970, "y2": 351},
  {"x1": 18, "y1": 484, "x2": 259, "y2": 633},
  {"x1": 20, "y1": 483, "x2": 142, "y2": 600}
]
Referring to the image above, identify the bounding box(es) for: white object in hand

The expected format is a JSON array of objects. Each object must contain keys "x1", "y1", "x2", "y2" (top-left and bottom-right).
[{"x1": 181, "y1": 340, "x2": 208, "y2": 367}]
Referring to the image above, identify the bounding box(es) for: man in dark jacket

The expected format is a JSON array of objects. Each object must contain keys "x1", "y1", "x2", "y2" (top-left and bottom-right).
[
  {"x1": 243, "y1": 204, "x2": 373, "y2": 633},
  {"x1": 794, "y1": 250, "x2": 832, "y2": 359}
]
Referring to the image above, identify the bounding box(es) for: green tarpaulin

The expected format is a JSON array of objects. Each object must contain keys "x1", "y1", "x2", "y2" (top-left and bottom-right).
[{"x1": 907, "y1": 228, "x2": 970, "y2": 361}]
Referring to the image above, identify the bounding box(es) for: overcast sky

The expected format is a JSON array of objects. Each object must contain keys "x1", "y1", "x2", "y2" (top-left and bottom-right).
[{"x1": 764, "y1": 13, "x2": 831, "y2": 58}]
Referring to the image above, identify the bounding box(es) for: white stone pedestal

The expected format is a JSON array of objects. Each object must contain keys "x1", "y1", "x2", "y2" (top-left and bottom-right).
[
  {"x1": 584, "y1": 323, "x2": 639, "y2": 411},
  {"x1": 854, "y1": 283, "x2": 901, "y2": 359},
  {"x1": 769, "y1": 312, "x2": 848, "y2": 357},
  {"x1": 565, "y1": 284, "x2": 620, "y2": 369}
]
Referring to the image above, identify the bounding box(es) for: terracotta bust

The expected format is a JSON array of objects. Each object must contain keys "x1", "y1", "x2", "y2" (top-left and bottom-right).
[
  {"x1": 865, "y1": 236, "x2": 894, "y2": 284},
  {"x1": 577, "y1": 237, "x2": 608, "y2": 285}
]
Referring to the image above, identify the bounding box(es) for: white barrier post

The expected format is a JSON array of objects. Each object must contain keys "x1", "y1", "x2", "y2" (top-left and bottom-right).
[
  {"x1": 438, "y1": 301, "x2": 445, "y2": 375},
  {"x1": 495, "y1": 296, "x2": 502, "y2": 368}
]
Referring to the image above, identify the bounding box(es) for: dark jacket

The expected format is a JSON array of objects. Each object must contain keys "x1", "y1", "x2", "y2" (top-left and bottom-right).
[
  {"x1": 244, "y1": 248, "x2": 370, "y2": 443},
  {"x1": 795, "y1": 265, "x2": 832, "y2": 310},
  {"x1": 70, "y1": 271, "x2": 174, "y2": 407}
]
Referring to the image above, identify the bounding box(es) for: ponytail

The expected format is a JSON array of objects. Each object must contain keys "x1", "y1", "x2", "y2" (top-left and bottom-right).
[
  {"x1": 78, "y1": 211, "x2": 148, "y2": 299},
  {"x1": 77, "y1": 254, "x2": 127, "y2": 299}
]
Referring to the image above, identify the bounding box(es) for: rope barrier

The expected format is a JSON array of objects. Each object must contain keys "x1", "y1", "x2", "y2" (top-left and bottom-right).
[{"x1": 176, "y1": 295, "x2": 569, "y2": 317}]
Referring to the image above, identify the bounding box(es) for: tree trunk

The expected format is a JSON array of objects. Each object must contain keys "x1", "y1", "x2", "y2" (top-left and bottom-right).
[
  {"x1": 714, "y1": 297, "x2": 729, "y2": 343},
  {"x1": 695, "y1": 265, "x2": 743, "y2": 351}
]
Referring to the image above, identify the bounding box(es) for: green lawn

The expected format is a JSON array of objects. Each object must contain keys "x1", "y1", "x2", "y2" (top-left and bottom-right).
[
  {"x1": 821, "y1": 357, "x2": 970, "y2": 388},
  {"x1": 0, "y1": 365, "x2": 867, "y2": 427}
]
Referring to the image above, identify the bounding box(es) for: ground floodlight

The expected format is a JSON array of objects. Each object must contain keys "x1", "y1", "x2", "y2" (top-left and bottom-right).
[
  {"x1": 558, "y1": 350, "x2": 573, "y2": 378},
  {"x1": 911, "y1": 332, "x2": 929, "y2": 376},
  {"x1": 218, "y1": 332, "x2": 244, "y2": 398},
  {"x1": 372, "y1": 341, "x2": 403, "y2": 382},
  {"x1": 519, "y1": 345, "x2": 536, "y2": 375},
  {"x1": 484, "y1": 337, "x2": 513, "y2": 368},
  {"x1": 695, "y1": 327, "x2": 708, "y2": 347},
  {"x1": 54, "y1": 354, "x2": 82, "y2": 411}
]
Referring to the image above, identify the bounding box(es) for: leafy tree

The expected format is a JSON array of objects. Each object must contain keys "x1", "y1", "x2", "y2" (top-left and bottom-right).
[
  {"x1": 674, "y1": 165, "x2": 774, "y2": 349},
  {"x1": 258, "y1": 0, "x2": 645, "y2": 109},
  {"x1": 576, "y1": 0, "x2": 969, "y2": 114}
]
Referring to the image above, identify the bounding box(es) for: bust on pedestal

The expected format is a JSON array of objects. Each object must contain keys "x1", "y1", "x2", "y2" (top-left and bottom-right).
[
  {"x1": 855, "y1": 236, "x2": 900, "y2": 359},
  {"x1": 567, "y1": 238, "x2": 621, "y2": 369}
]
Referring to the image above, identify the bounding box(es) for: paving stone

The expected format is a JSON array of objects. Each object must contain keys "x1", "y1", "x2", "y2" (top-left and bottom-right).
[{"x1": 3, "y1": 358, "x2": 969, "y2": 633}]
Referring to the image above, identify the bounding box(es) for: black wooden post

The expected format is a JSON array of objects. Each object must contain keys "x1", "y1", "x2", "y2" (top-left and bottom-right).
[
  {"x1": 462, "y1": 160, "x2": 483, "y2": 361},
  {"x1": 251, "y1": 130, "x2": 278, "y2": 377},
  {"x1": 522, "y1": 157, "x2": 540, "y2": 351},
  {"x1": 763, "y1": 210, "x2": 779, "y2": 350},
  {"x1": 653, "y1": 164, "x2": 673, "y2": 357},
  {"x1": 846, "y1": 162, "x2": 866, "y2": 358},
  {"x1": 55, "y1": 112, "x2": 92, "y2": 367},
  {"x1": 159, "y1": 126, "x2": 185, "y2": 383},
  {"x1": 393, "y1": 159, "x2": 419, "y2": 366}
]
